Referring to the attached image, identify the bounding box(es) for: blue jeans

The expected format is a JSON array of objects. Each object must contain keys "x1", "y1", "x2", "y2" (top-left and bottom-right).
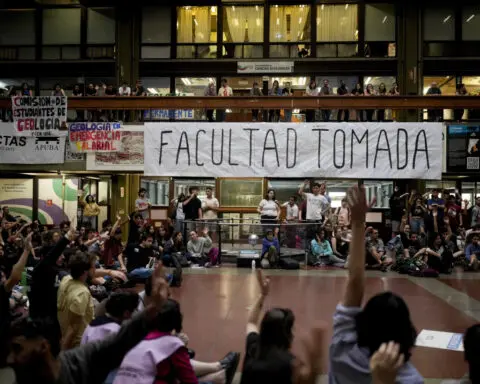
[
  {"x1": 410, "y1": 217, "x2": 424, "y2": 234},
  {"x1": 128, "y1": 268, "x2": 153, "y2": 280}
]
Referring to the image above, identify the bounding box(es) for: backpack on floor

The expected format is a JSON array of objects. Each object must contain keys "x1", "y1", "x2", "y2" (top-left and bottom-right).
[{"x1": 279, "y1": 257, "x2": 300, "y2": 270}]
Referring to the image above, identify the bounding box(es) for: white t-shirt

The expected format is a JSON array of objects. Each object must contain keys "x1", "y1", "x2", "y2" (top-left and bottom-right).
[
  {"x1": 218, "y1": 86, "x2": 233, "y2": 97},
  {"x1": 305, "y1": 193, "x2": 330, "y2": 221},
  {"x1": 176, "y1": 202, "x2": 185, "y2": 220},
  {"x1": 259, "y1": 199, "x2": 278, "y2": 217},
  {"x1": 118, "y1": 86, "x2": 131, "y2": 96},
  {"x1": 202, "y1": 197, "x2": 219, "y2": 220},
  {"x1": 135, "y1": 197, "x2": 150, "y2": 219},
  {"x1": 282, "y1": 202, "x2": 299, "y2": 220}
]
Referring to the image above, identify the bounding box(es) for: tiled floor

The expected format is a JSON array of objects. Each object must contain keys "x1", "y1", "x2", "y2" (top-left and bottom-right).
[{"x1": 170, "y1": 267, "x2": 480, "y2": 382}]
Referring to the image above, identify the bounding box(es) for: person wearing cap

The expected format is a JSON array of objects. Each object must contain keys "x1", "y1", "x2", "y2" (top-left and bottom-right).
[{"x1": 428, "y1": 189, "x2": 445, "y2": 221}]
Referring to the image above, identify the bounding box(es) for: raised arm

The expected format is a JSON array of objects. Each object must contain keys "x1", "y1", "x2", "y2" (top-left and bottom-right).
[
  {"x1": 298, "y1": 180, "x2": 309, "y2": 197},
  {"x1": 110, "y1": 214, "x2": 122, "y2": 237},
  {"x1": 4, "y1": 233, "x2": 33, "y2": 292},
  {"x1": 246, "y1": 269, "x2": 270, "y2": 335},
  {"x1": 342, "y1": 186, "x2": 368, "y2": 308},
  {"x1": 65, "y1": 265, "x2": 170, "y2": 382}
]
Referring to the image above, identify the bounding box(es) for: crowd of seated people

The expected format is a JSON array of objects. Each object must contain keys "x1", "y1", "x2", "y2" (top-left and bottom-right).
[{"x1": 1, "y1": 186, "x2": 480, "y2": 384}]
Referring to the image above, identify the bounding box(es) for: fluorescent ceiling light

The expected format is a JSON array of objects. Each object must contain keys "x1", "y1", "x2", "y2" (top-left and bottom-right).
[
  {"x1": 181, "y1": 78, "x2": 192, "y2": 85},
  {"x1": 345, "y1": 4, "x2": 349, "y2": 10},
  {"x1": 382, "y1": 16, "x2": 388, "y2": 24},
  {"x1": 466, "y1": 14, "x2": 475, "y2": 23},
  {"x1": 365, "y1": 77, "x2": 372, "y2": 84},
  {"x1": 443, "y1": 15, "x2": 451, "y2": 23},
  {"x1": 147, "y1": 88, "x2": 158, "y2": 94}
]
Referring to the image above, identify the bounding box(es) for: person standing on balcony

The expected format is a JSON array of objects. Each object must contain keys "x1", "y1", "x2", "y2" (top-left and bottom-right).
[
  {"x1": 250, "y1": 81, "x2": 263, "y2": 121},
  {"x1": 118, "y1": 82, "x2": 131, "y2": 122},
  {"x1": 52, "y1": 83, "x2": 66, "y2": 97},
  {"x1": 217, "y1": 78, "x2": 233, "y2": 122},
  {"x1": 377, "y1": 83, "x2": 387, "y2": 122},
  {"x1": 454, "y1": 83, "x2": 468, "y2": 122},
  {"x1": 268, "y1": 80, "x2": 282, "y2": 122},
  {"x1": 72, "y1": 84, "x2": 84, "y2": 122},
  {"x1": 319, "y1": 79, "x2": 333, "y2": 122},
  {"x1": 282, "y1": 87, "x2": 293, "y2": 122},
  {"x1": 351, "y1": 82, "x2": 365, "y2": 122},
  {"x1": 305, "y1": 78, "x2": 319, "y2": 122},
  {"x1": 204, "y1": 81, "x2": 216, "y2": 122},
  {"x1": 337, "y1": 80, "x2": 350, "y2": 122},
  {"x1": 85, "y1": 83, "x2": 97, "y2": 122},
  {"x1": 426, "y1": 81, "x2": 442, "y2": 122},
  {"x1": 21, "y1": 82, "x2": 33, "y2": 97},
  {"x1": 133, "y1": 80, "x2": 147, "y2": 122},
  {"x1": 365, "y1": 83, "x2": 376, "y2": 122}
]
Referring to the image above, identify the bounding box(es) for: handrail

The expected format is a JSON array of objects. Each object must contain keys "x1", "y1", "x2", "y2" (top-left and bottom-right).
[{"x1": 3, "y1": 96, "x2": 480, "y2": 110}]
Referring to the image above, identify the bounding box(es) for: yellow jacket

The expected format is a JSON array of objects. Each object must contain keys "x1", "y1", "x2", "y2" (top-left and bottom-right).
[{"x1": 83, "y1": 202, "x2": 100, "y2": 217}]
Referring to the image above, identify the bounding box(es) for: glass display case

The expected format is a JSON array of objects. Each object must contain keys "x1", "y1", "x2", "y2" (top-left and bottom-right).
[
  {"x1": 218, "y1": 178, "x2": 264, "y2": 208},
  {"x1": 141, "y1": 177, "x2": 170, "y2": 206},
  {"x1": 173, "y1": 178, "x2": 215, "y2": 202}
]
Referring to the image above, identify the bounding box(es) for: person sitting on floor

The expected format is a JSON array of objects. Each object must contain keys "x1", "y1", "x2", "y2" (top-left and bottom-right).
[
  {"x1": 240, "y1": 269, "x2": 324, "y2": 384},
  {"x1": 261, "y1": 229, "x2": 280, "y2": 269},
  {"x1": 114, "y1": 298, "x2": 240, "y2": 384},
  {"x1": 186, "y1": 228, "x2": 218, "y2": 268},
  {"x1": 329, "y1": 185, "x2": 423, "y2": 383},
  {"x1": 465, "y1": 234, "x2": 480, "y2": 271},
  {"x1": 81, "y1": 292, "x2": 140, "y2": 384},
  {"x1": 311, "y1": 229, "x2": 345, "y2": 268},
  {"x1": 118, "y1": 234, "x2": 155, "y2": 280},
  {"x1": 135, "y1": 276, "x2": 241, "y2": 384},
  {"x1": 6, "y1": 264, "x2": 171, "y2": 384},
  {"x1": 366, "y1": 228, "x2": 393, "y2": 268}
]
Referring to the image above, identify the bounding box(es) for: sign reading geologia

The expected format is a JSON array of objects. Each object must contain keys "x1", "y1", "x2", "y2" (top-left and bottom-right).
[
  {"x1": 144, "y1": 122, "x2": 443, "y2": 179},
  {"x1": 68, "y1": 122, "x2": 123, "y2": 153},
  {"x1": 11, "y1": 96, "x2": 68, "y2": 137}
]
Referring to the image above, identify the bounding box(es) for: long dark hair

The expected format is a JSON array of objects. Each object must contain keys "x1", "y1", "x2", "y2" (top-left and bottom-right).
[
  {"x1": 257, "y1": 308, "x2": 295, "y2": 359},
  {"x1": 356, "y1": 292, "x2": 417, "y2": 361},
  {"x1": 155, "y1": 299, "x2": 183, "y2": 334},
  {"x1": 265, "y1": 188, "x2": 276, "y2": 201}
]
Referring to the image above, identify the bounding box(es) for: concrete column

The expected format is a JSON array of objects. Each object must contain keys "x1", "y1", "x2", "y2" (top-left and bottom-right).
[
  {"x1": 116, "y1": 7, "x2": 140, "y2": 85},
  {"x1": 397, "y1": 3, "x2": 421, "y2": 122}
]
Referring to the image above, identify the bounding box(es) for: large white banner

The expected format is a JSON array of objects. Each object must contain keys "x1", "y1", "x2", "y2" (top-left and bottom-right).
[
  {"x1": 144, "y1": 122, "x2": 443, "y2": 179},
  {"x1": 12, "y1": 96, "x2": 68, "y2": 137},
  {"x1": 0, "y1": 123, "x2": 66, "y2": 164}
]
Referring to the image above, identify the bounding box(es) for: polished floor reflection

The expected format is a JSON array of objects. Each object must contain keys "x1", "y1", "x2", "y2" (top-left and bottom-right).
[{"x1": 171, "y1": 268, "x2": 480, "y2": 383}]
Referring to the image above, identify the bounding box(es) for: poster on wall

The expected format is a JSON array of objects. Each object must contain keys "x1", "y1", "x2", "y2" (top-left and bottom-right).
[
  {"x1": 86, "y1": 126, "x2": 144, "y2": 171},
  {"x1": 68, "y1": 122, "x2": 123, "y2": 153},
  {"x1": 446, "y1": 124, "x2": 480, "y2": 172},
  {"x1": 146, "y1": 110, "x2": 195, "y2": 120},
  {"x1": 0, "y1": 179, "x2": 33, "y2": 220},
  {"x1": 11, "y1": 96, "x2": 68, "y2": 137},
  {"x1": 144, "y1": 122, "x2": 443, "y2": 179},
  {"x1": 38, "y1": 178, "x2": 78, "y2": 225},
  {"x1": 0, "y1": 122, "x2": 66, "y2": 164}
]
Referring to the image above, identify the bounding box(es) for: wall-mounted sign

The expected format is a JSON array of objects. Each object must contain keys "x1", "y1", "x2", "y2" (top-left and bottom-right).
[
  {"x1": 69, "y1": 122, "x2": 122, "y2": 153},
  {"x1": 237, "y1": 61, "x2": 294, "y2": 74},
  {"x1": 446, "y1": 124, "x2": 480, "y2": 172},
  {"x1": 86, "y1": 126, "x2": 144, "y2": 171},
  {"x1": 144, "y1": 122, "x2": 442, "y2": 179},
  {"x1": 11, "y1": 96, "x2": 68, "y2": 137},
  {"x1": 146, "y1": 110, "x2": 195, "y2": 120},
  {"x1": 0, "y1": 123, "x2": 66, "y2": 164}
]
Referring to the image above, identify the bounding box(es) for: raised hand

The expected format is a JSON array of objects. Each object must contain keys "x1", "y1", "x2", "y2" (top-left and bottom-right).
[
  {"x1": 370, "y1": 342, "x2": 404, "y2": 384},
  {"x1": 149, "y1": 262, "x2": 170, "y2": 310},
  {"x1": 24, "y1": 232, "x2": 33, "y2": 251},
  {"x1": 256, "y1": 269, "x2": 270, "y2": 297},
  {"x1": 347, "y1": 186, "x2": 368, "y2": 222},
  {"x1": 293, "y1": 325, "x2": 325, "y2": 384}
]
